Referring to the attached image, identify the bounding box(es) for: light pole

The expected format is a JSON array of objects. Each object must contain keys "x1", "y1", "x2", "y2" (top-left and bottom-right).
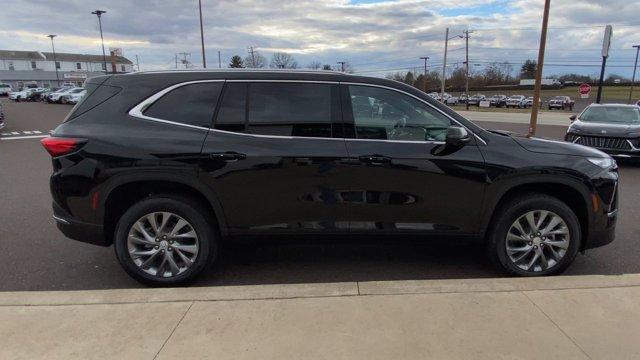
[
  {"x1": 91, "y1": 10, "x2": 108, "y2": 74},
  {"x1": 47, "y1": 35, "x2": 60, "y2": 86},
  {"x1": 629, "y1": 45, "x2": 640, "y2": 104},
  {"x1": 198, "y1": 0, "x2": 206, "y2": 68},
  {"x1": 337, "y1": 61, "x2": 346, "y2": 72}
]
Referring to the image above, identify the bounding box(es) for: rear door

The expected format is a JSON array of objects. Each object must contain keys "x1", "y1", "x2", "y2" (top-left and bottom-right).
[
  {"x1": 341, "y1": 84, "x2": 487, "y2": 235},
  {"x1": 200, "y1": 81, "x2": 351, "y2": 235}
]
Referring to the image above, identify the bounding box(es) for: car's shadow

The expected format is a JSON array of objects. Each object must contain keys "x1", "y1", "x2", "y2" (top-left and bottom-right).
[{"x1": 194, "y1": 236, "x2": 499, "y2": 287}]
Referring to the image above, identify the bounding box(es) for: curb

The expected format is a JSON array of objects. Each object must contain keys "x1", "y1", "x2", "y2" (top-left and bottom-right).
[{"x1": 2, "y1": 274, "x2": 640, "y2": 307}]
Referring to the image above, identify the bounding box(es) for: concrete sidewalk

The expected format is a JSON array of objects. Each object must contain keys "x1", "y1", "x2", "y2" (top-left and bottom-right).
[{"x1": 2, "y1": 275, "x2": 640, "y2": 360}]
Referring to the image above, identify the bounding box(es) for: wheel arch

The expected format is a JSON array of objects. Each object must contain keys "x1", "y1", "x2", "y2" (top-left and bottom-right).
[
  {"x1": 481, "y1": 179, "x2": 591, "y2": 249},
  {"x1": 99, "y1": 173, "x2": 228, "y2": 245}
]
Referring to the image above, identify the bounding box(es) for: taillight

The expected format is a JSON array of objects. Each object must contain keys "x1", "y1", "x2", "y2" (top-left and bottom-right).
[{"x1": 40, "y1": 137, "x2": 86, "y2": 157}]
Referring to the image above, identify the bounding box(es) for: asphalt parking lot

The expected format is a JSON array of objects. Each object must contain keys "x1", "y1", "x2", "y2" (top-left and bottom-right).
[{"x1": 1, "y1": 98, "x2": 639, "y2": 291}]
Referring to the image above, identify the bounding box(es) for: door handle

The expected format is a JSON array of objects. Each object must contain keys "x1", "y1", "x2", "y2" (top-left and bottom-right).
[
  {"x1": 209, "y1": 152, "x2": 246, "y2": 161},
  {"x1": 358, "y1": 155, "x2": 391, "y2": 165}
]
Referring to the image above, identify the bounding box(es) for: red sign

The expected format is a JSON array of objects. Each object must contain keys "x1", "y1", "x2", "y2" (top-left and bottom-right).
[{"x1": 579, "y1": 83, "x2": 591, "y2": 95}]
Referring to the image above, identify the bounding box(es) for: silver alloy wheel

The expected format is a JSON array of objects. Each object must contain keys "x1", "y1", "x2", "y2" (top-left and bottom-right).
[
  {"x1": 127, "y1": 212, "x2": 199, "y2": 278},
  {"x1": 505, "y1": 210, "x2": 570, "y2": 272}
]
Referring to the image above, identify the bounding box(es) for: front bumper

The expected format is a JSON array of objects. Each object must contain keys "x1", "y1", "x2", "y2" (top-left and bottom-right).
[{"x1": 585, "y1": 211, "x2": 617, "y2": 249}]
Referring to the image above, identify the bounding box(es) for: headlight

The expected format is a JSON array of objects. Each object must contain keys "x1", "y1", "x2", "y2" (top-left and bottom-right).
[{"x1": 587, "y1": 157, "x2": 615, "y2": 168}]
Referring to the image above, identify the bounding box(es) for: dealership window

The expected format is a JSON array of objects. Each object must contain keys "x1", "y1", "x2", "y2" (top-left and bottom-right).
[
  {"x1": 348, "y1": 85, "x2": 451, "y2": 142},
  {"x1": 31, "y1": 61, "x2": 37, "y2": 69},
  {"x1": 121, "y1": 64, "x2": 125, "y2": 72},
  {"x1": 55, "y1": 62, "x2": 60, "y2": 69},
  {"x1": 143, "y1": 82, "x2": 223, "y2": 128},
  {"x1": 8, "y1": 62, "x2": 14, "y2": 71},
  {"x1": 76, "y1": 62, "x2": 82, "y2": 70},
  {"x1": 101, "y1": 63, "x2": 106, "y2": 71},
  {"x1": 247, "y1": 82, "x2": 336, "y2": 137}
]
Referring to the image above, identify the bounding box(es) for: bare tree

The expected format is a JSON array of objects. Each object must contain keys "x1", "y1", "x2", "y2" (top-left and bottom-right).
[
  {"x1": 244, "y1": 47, "x2": 267, "y2": 68},
  {"x1": 322, "y1": 64, "x2": 333, "y2": 70},
  {"x1": 307, "y1": 61, "x2": 322, "y2": 70},
  {"x1": 270, "y1": 52, "x2": 298, "y2": 69}
]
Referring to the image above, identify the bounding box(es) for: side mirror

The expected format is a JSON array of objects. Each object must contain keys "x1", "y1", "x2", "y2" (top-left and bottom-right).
[
  {"x1": 569, "y1": 115, "x2": 577, "y2": 122},
  {"x1": 445, "y1": 126, "x2": 470, "y2": 147}
]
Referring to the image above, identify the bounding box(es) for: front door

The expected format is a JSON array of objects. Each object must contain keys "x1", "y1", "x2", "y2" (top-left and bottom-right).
[
  {"x1": 200, "y1": 81, "x2": 351, "y2": 235},
  {"x1": 342, "y1": 84, "x2": 487, "y2": 235}
]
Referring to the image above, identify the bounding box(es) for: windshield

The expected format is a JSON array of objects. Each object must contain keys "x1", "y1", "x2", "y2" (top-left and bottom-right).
[
  {"x1": 70, "y1": 88, "x2": 85, "y2": 93},
  {"x1": 579, "y1": 106, "x2": 640, "y2": 124},
  {"x1": 552, "y1": 96, "x2": 565, "y2": 101}
]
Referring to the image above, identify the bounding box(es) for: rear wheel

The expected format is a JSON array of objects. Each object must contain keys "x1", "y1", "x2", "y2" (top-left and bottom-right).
[
  {"x1": 114, "y1": 195, "x2": 218, "y2": 286},
  {"x1": 487, "y1": 193, "x2": 581, "y2": 276}
]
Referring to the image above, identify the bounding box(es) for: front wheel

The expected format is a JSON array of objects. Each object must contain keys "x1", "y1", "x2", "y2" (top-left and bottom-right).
[
  {"x1": 487, "y1": 194, "x2": 581, "y2": 276},
  {"x1": 114, "y1": 195, "x2": 218, "y2": 286}
]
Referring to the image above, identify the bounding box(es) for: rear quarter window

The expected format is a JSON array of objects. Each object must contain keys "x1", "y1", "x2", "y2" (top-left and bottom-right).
[
  {"x1": 65, "y1": 83, "x2": 122, "y2": 121},
  {"x1": 144, "y1": 82, "x2": 223, "y2": 128}
]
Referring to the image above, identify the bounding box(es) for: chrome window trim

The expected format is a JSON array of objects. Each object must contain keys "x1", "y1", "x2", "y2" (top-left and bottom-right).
[
  {"x1": 128, "y1": 78, "x2": 484, "y2": 144},
  {"x1": 128, "y1": 80, "x2": 225, "y2": 131}
]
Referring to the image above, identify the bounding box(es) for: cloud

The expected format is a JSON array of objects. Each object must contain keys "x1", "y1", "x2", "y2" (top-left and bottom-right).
[{"x1": 0, "y1": 0, "x2": 638, "y2": 75}]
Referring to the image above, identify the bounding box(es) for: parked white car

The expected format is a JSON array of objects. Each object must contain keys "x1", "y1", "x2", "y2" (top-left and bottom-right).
[
  {"x1": 506, "y1": 95, "x2": 525, "y2": 108},
  {"x1": 0, "y1": 83, "x2": 12, "y2": 96},
  {"x1": 47, "y1": 87, "x2": 79, "y2": 103},
  {"x1": 9, "y1": 89, "x2": 34, "y2": 101},
  {"x1": 445, "y1": 96, "x2": 459, "y2": 105},
  {"x1": 63, "y1": 89, "x2": 87, "y2": 105}
]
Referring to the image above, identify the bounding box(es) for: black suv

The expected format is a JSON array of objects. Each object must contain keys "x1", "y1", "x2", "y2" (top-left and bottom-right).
[{"x1": 42, "y1": 70, "x2": 619, "y2": 285}]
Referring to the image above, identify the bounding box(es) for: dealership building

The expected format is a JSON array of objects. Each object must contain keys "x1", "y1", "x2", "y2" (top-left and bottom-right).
[{"x1": 0, "y1": 50, "x2": 134, "y2": 90}]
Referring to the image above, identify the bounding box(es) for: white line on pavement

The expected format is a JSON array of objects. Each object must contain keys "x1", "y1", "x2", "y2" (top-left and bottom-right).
[{"x1": 0, "y1": 135, "x2": 48, "y2": 141}]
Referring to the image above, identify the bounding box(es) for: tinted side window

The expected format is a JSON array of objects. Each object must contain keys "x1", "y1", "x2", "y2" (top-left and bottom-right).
[
  {"x1": 247, "y1": 83, "x2": 337, "y2": 138},
  {"x1": 214, "y1": 83, "x2": 247, "y2": 133},
  {"x1": 144, "y1": 82, "x2": 223, "y2": 128},
  {"x1": 349, "y1": 85, "x2": 451, "y2": 142}
]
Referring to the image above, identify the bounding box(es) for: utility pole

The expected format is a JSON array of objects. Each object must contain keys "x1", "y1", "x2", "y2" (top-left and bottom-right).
[
  {"x1": 135, "y1": 54, "x2": 140, "y2": 71},
  {"x1": 596, "y1": 25, "x2": 613, "y2": 104},
  {"x1": 175, "y1": 53, "x2": 178, "y2": 69},
  {"x1": 177, "y1": 52, "x2": 191, "y2": 69},
  {"x1": 91, "y1": 10, "x2": 108, "y2": 74},
  {"x1": 337, "y1": 61, "x2": 346, "y2": 72},
  {"x1": 528, "y1": 0, "x2": 551, "y2": 136},
  {"x1": 441, "y1": 27, "x2": 449, "y2": 101},
  {"x1": 47, "y1": 35, "x2": 60, "y2": 86},
  {"x1": 629, "y1": 45, "x2": 640, "y2": 104},
  {"x1": 419, "y1": 56, "x2": 429, "y2": 93},
  {"x1": 198, "y1": 0, "x2": 206, "y2": 68},
  {"x1": 463, "y1": 30, "x2": 472, "y2": 110},
  {"x1": 248, "y1": 46, "x2": 257, "y2": 67},
  {"x1": 218, "y1": 50, "x2": 221, "y2": 68}
]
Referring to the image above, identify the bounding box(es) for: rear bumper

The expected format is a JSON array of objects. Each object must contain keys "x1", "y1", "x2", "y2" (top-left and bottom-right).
[{"x1": 52, "y1": 202, "x2": 108, "y2": 246}]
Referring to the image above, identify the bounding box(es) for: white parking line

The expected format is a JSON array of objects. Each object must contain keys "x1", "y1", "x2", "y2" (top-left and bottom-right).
[{"x1": 0, "y1": 134, "x2": 49, "y2": 141}]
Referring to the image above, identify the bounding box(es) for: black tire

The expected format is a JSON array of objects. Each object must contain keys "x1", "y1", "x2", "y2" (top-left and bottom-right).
[
  {"x1": 486, "y1": 193, "x2": 581, "y2": 277},
  {"x1": 114, "y1": 195, "x2": 218, "y2": 286}
]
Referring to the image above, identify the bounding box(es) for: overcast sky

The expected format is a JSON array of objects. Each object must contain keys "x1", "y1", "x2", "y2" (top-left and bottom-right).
[{"x1": 1, "y1": 0, "x2": 639, "y2": 78}]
